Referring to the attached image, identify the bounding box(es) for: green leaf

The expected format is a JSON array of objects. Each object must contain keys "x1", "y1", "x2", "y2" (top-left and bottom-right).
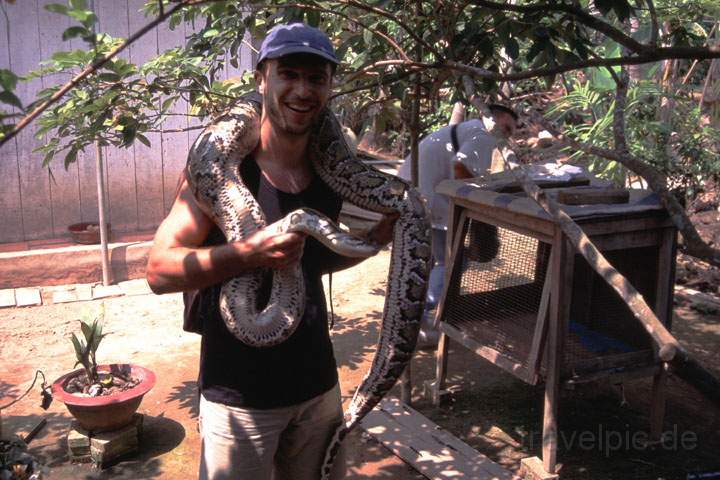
[
  {"x1": 80, "y1": 319, "x2": 93, "y2": 343},
  {"x1": 161, "y1": 96, "x2": 176, "y2": 112},
  {"x1": 67, "y1": 9, "x2": 97, "y2": 26},
  {"x1": 203, "y1": 28, "x2": 219, "y2": 38},
  {"x1": 98, "y1": 72, "x2": 121, "y2": 82},
  {"x1": 121, "y1": 125, "x2": 137, "y2": 146},
  {"x1": 136, "y1": 133, "x2": 151, "y2": 147},
  {"x1": 0, "y1": 69, "x2": 18, "y2": 91},
  {"x1": 45, "y1": 3, "x2": 69, "y2": 15},
  {"x1": 71, "y1": 333, "x2": 85, "y2": 360},
  {"x1": 42, "y1": 150, "x2": 55, "y2": 168},
  {"x1": 64, "y1": 148, "x2": 78, "y2": 168},
  {"x1": 594, "y1": 0, "x2": 610, "y2": 16},
  {"x1": 505, "y1": 37, "x2": 519, "y2": 60},
  {"x1": 62, "y1": 26, "x2": 89, "y2": 41},
  {"x1": 69, "y1": 0, "x2": 87, "y2": 9},
  {"x1": 363, "y1": 28, "x2": 373, "y2": 47},
  {"x1": 0, "y1": 91, "x2": 23, "y2": 110},
  {"x1": 305, "y1": 10, "x2": 320, "y2": 28},
  {"x1": 612, "y1": 0, "x2": 632, "y2": 22}
]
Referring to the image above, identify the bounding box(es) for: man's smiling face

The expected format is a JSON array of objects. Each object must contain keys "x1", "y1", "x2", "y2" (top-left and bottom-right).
[{"x1": 256, "y1": 53, "x2": 333, "y2": 136}]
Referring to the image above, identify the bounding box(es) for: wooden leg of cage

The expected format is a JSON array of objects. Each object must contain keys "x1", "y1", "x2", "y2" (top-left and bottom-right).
[
  {"x1": 400, "y1": 362, "x2": 412, "y2": 405},
  {"x1": 431, "y1": 332, "x2": 450, "y2": 406},
  {"x1": 649, "y1": 363, "x2": 669, "y2": 441}
]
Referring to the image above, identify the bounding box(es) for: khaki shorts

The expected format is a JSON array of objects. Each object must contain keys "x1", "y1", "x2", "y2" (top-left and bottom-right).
[{"x1": 198, "y1": 384, "x2": 346, "y2": 480}]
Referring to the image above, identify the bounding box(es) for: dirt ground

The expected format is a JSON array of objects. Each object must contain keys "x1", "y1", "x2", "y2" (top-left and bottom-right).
[{"x1": 1, "y1": 243, "x2": 720, "y2": 480}]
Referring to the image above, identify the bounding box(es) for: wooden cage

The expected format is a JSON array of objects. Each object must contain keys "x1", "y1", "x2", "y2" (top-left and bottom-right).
[{"x1": 430, "y1": 174, "x2": 677, "y2": 476}]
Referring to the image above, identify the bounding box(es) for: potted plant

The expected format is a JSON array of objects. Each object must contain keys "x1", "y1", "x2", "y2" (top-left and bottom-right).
[{"x1": 51, "y1": 308, "x2": 155, "y2": 432}]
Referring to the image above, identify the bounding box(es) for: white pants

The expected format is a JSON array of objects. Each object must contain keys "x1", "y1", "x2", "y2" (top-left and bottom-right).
[{"x1": 198, "y1": 384, "x2": 346, "y2": 480}]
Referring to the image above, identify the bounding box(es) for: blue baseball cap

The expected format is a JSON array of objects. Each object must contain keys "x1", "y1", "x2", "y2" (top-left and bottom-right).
[{"x1": 257, "y1": 23, "x2": 339, "y2": 67}]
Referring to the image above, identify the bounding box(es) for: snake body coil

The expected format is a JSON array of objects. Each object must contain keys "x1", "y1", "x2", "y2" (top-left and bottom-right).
[{"x1": 186, "y1": 97, "x2": 431, "y2": 478}]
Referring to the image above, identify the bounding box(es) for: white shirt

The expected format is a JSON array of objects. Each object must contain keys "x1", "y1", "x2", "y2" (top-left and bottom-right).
[{"x1": 397, "y1": 119, "x2": 499, "y2": 230}]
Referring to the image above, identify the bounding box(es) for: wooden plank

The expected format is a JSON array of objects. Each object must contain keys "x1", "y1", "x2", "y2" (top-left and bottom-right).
[
  {"x1": 439, "y1": 322, "x2": 530, "y2": 379},
  {"x1": 586, "y1": 229, "x2": 663, "y2": 251},
  {"x1": 525, "y1": 249, "x2": 554, "y2": 385},
  {"x1": 655, "y1": 227, "x2": 677, "y2": 327},
  {"x1": 158, "y1": 20, "x2": 191, "y2": 214},
  {"x1": 37, "y1": 0, "x2": 82, "y2": 237},
  {"x1": 361, "y1": 398, "x2": 517, "y2": 480},
  {"x1": 569, "y1": 350, "x2": 655, "y2": 374},
  {"x1": 557, "y1": 187, "x2": 629, "y2": 205},
  {"x1": 563, "y1": 365, "x2": 660, "y2": 386},
  {"x1": 577, "y1": 213, "x2": 674, "y2": 236},
  {"x1": 0, "y1": 8, "x2": 24, "y2": 242},
  {"x1": 458, "y1": 199, "x2": 555, "y2": 243},
  {"x1": 96, "y1": 0, "x2": 138, "y2": 233},
  {"x1": 7, "y1": 0, "x2": 54, "y2": 240},
  {"x1": 128, "y1": 0, "x2": 164, "y2": 231}
]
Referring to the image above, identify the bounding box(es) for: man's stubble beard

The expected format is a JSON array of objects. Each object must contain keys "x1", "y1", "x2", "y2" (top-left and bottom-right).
[{"x1": 264, "y1": 94, "x2": 321, "y2": 137}]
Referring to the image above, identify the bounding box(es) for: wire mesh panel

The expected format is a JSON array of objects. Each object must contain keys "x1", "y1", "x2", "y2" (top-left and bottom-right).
[
  {"x1": 439, "y1": 216, "x2": 664, "y2": 382},
  {"x1": 565, "y1": 246, "x2": 660, "y2": 373},
  {"x1": 441, "y1": 220, "x2": 551, "y2": 369}
]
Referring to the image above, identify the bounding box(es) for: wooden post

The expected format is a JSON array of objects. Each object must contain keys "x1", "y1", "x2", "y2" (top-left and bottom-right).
[
  {"x1": 432, "y1": 208, "x2": 468, "y2": 405},
  {"x1": 95, "y1": 142, "x2": 111, "y2": 286},
  {"x1": 542, "y1": 231, "x2": 571, "y2": 474}
]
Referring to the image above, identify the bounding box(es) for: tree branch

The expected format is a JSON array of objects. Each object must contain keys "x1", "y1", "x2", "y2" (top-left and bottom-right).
[
  {"x1": 0, "y1": 0, "x2": 214, "y2": 149},
  {"x1": 444, "y1": 45, "x2": 720, "y2": 82},
  {"x1": 331, "y1": 70, "x2": 414, "y2": 99},
  {"x1": 268, "y1": 2, "x2": 411, "y2": 62},
  {"x1": 339, "y1": 0, "x2": 442, "y2": 59},
  {"x1": 529, "y1": 111, "x2": 720, "y2": 267},
  {"x1": 472, "y1": 0, "x2": 648, "y2": 54}
]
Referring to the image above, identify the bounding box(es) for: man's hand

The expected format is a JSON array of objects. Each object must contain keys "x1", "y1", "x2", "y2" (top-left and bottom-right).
[
  {"x1": 239, "y1": 228, "x2": 306, "y2": 270},
  {"x1": 367, "y1": 213, "x2": 399, "y2": 246}
]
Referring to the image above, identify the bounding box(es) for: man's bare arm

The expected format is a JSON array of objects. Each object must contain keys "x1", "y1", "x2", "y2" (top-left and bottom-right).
[{"x1": 146, "y1": 178, "x2": 305, "y2": 294}]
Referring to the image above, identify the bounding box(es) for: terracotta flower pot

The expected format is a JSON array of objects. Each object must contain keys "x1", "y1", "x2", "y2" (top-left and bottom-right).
[
  {"x1": 52, "y1": 364, "x2": 155, "y2": 432},
  {"x1": 67, "y1": 222, "x2": 111, "y2": 245}
]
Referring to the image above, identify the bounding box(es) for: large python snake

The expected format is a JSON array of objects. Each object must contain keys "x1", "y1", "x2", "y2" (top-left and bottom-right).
[{"x1": 186, "y1": 95, "x2": 432, "y2": 478}]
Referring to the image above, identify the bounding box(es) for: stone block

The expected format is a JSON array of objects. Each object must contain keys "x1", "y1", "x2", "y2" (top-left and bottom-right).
[
  {"x1": 75, "y1": 284, "x2": 93, "y2": 301},
  {"x1": 520, "y1": 456, "x2": 559, "y2": 480},
  {"x1": 15, "y1": 288, "x2": 41, "y2": 307},
  {"x1": 0, "y1": 289, "x2": 15, "y2": 308},
  {"x1": 92, "y1": 284, "x2": 122, "y2": 299},
  {"x1": 119, "y1": 279, "x2": 152, "y2": 296},
  {"x1": 90, "y1": 422, "x2": 139, "y2": 464},
  {"x1": 66, "y1": 416, "x2": 143, "y2": 467},
  {"x1": 52, "y1": 288, "x2": 78, "y2": 304},
  {"x1": 67, "y1": 422, "x2": 91, "y2": 459}
]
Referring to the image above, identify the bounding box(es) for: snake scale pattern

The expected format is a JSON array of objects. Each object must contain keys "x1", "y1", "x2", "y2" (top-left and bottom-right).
[{"x1": 186, "y1": 96, "x2": 432, "y2": 478}]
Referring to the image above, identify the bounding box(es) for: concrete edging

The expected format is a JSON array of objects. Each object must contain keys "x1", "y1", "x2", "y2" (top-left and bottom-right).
[{"x1": 0, "y1": 241, "x2": 151, "y2": 290}]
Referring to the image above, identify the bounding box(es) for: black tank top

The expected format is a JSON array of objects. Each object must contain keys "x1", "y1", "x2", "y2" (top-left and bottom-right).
[{"x1": 197, "y1": 156, "x2": 342, "y2": 409}]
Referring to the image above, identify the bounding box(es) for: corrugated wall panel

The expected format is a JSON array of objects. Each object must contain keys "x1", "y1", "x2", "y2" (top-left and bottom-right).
[
  {"x1": 128, "y1": 0, "x2": 164, "y2": 230},
  {"x1": 0, "y1": 2, "x2": 24, "y2": 242},
  {"x1": 38, "y1": 0, "x2": 82, "y2": 237},
  {"x1": 159, "y1": 20, "x2": 191, "y2": 214},
  {"x1": 0, "y1": 3, "x2": 254, "y2": 242},
  {"x1": 8, "y1": 0, "x2": 54, "y2": 241},
  {"x1": 96, "y1": 0, "x2": 138, "y2": 233}
]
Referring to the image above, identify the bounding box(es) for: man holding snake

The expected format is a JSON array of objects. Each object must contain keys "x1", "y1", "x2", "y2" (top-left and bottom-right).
[{"x1": 147, "y1": 23, "x2": 395, "y2": 480}]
